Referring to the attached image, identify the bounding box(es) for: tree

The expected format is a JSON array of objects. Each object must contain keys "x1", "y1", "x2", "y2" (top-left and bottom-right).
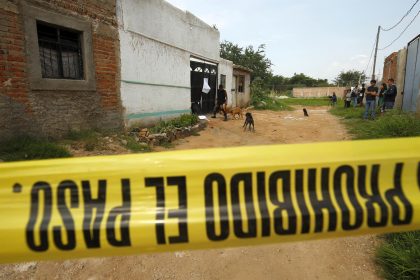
[
  {"x1": 333, "y1": 70, "x2": 366, "y2": 87},
  {"x1": 220, "y1": 41, "x2": 272, "y2": 81}
]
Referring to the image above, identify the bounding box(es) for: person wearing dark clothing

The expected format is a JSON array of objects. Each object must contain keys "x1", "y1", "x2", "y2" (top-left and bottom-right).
[
  {"x1": 363, "y1": 80, "x2": 378, "y2": 119},
  {"x1": 212, "y1": 84, "x2": 228, "y2": 120},
  {"x1": 385, "y1": 78, "x2": 397, "y2": 110},
  {"x1": 331, "y1": 92, "x2": 337, "y2": 106},
  {"x1": 378, "y1": 83, "x2": 387, "y2": 113},
  {"x1": 358, "y1": 84, "x2": 366, "y2": 106}
]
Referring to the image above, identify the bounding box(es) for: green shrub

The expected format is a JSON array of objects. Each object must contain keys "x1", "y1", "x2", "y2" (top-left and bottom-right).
[
  {"x1": 251, "y1": 79, "x2": 270, "y2": 106},
  {"x1": 251, "y1": 80, "x2": 292, "y2": 111},
  {"x1": 150, "y1": 114, "x2": 199, "y2": 134},
  {"x1": 376, "y1": 231, "x2": 420, "y2": 280},
  {"x1": 0, "y1": 137, "x2": 71, "y2": 162}
]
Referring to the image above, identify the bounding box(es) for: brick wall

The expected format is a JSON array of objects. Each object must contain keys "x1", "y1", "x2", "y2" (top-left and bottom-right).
[
  {"x1": 382, "y1": 52, "x2": 398, "y2": 82},
  {"x1": 0, "y1": 0, "x2": 123, "y2": 140}
]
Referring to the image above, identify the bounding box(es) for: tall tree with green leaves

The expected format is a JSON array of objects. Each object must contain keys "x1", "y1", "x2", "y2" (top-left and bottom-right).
[
  {"x1": 220, "y1": 41, "x2": 272, "y2": 81},
  {"x1": 333, "y1": 70, "x2": 366, "y2": 87}
]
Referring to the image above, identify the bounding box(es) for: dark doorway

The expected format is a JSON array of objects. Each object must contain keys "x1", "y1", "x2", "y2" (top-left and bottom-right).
[{"x1": 190, "y1": 59, "x2": 218, "y2": 114}]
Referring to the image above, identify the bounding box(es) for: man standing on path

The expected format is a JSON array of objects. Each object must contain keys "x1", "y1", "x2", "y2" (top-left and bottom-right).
[
  {"x1": 384, "y1": 78, "x2": 397, "y2": 111},
  {"x1": 363, "y1": 80, "x2": 379, "y2": 120},
  {"x1": 212, "y1": 84, "x2": 228, "y2": 121}
]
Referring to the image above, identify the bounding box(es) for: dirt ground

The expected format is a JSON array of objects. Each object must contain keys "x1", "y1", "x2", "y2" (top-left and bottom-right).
[{"x1": 0, "y1": 107, "x2": 381, "y2": 280}]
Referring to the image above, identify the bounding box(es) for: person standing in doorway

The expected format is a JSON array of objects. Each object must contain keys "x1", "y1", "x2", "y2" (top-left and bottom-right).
[
  {"x1": 363, "y1": 80, "x2": 378, "y2": 120},
  {"x1": 212, "y1": 84, "x2": 228, "y2": 121},
  {"x1": 384, "y1": 78, "x2": 397, "y2": 111}
]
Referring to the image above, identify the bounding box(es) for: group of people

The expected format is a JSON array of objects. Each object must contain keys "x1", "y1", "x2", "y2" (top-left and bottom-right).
[
  {"x1": 344, "y1": 78, "x2": 397, "y2": 120},
  {"x1": 344, "y1": 84, "x2": 366, "y2": 108}
]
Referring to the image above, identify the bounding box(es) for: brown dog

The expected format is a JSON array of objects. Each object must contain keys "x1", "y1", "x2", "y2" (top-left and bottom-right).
[{"x1": 229, "y1": 107, "x2": 243, "y2": 119}]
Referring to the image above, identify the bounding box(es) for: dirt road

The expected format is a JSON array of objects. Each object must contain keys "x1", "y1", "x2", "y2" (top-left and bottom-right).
[{"x1": 0, "y1": 107, "x2": 380, "y2": 280}]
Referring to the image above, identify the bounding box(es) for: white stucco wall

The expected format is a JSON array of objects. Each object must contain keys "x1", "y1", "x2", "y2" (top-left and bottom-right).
[
  {"x1": 119, "y1": 31, "x2": 191, "y2": 126},
  {"x1": 117, "y1": 0, "x2": 220, "y2": 126},
  {"x1": 233, "y1": 70, "x2": 252, "y2": 107},
  {"x1": 218, "y1": 59, "x2": 234, "y2": 107},
  {"x1": 118, "y1": 0, "x2": 219, "y2": 62}
]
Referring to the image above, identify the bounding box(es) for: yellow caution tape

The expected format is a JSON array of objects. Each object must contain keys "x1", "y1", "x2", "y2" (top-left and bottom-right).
[{"x1": 0, "y1": 138, "x2": 419, "y2": 263}]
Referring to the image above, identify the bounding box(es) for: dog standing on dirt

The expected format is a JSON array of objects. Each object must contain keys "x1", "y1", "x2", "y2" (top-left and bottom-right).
[
  {"x1": 243, "y1": 112, "x2": 255, "y2": 131},
  {"x1": 303, "y1": 108, "x2": 309, "y2": 117},
  {"x1": 229, "y1": 107, "x2": 243, "y2": 119}
]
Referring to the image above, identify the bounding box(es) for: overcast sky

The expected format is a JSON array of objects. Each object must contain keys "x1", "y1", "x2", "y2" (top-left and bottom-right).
[{"x1": 166, "y1": 0, "x2": 420, "y2": 81}]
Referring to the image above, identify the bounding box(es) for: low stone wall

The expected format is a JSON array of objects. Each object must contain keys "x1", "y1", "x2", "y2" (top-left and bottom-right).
[{"x1": 129, "y1": 120, "x2": 207, "y2": 146}]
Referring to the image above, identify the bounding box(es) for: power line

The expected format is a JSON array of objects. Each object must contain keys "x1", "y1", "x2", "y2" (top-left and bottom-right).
[
  {"x1": 381, "y1": 0, "x2": 419, "y2": 31},
  {"x1": 363, "y1": 38, "x2": 377, "y2": 75},
  {"x1": 379, "y1": 8, "x2": 420, "y2": 50}
]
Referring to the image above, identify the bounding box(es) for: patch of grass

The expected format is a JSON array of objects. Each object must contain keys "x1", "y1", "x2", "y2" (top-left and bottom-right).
[
  {"x1": 160, "y1": 140, "x2": 175, "y2": 149},
  {"x1": 330, "y1": 108, "x2": 420, "y2": 139},
  {"x1": 123, "y1": 136, "x2": 151, "y2": 153},
  {"x1": 66, "y1": 130, "x2": 98, "y2": 141},
  {"x1": 65, "y1": 130, "x2": 102, "y2": 151},
  {"x1": 330, "y1": 106, "x2": 420, "y2": 279},
  {"x1": 150, "y1": 114, "x2": 199, "y2": 134},
  {"x1": 282, "y1": 97, "x2": 331, "y2": 106},
  {"x1": 330, "y1": 106, "x2": 365, "y2": 120},
  {"x1": 376, "y1": 231, "x2": 420, "y2": 280},
  {"x1": 0, "y1": 137, "x2": 71, "y2": 162},
  {"x1": 254, "y1": 97, "x2": 293, "y2": 111}
]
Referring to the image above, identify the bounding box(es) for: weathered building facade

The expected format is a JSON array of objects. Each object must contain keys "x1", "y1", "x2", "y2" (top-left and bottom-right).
[
  {"x1": 382, "y1": 49, "x2": 407, "y2": 110},
  {"x1": 0, "y1": 0, "x2": 123, "y2": 140},
  {"x1": 1, "y1": 0, "x2": 252, "y2": 139},
  {"x1": 381, "y1": 35, "x2": 419, "y2": 114},
  {"x1": 218, "y1": 60, "x2": 252, "y2": 108},
  {"x1": 117, "y1": 0, "x2": 220, "y2": 126},
  {"x1": 232, "y1": 65, "x2": 252, "y2": 107}
]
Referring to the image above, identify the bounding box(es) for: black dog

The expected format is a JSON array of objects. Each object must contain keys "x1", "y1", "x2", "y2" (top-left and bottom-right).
[
  {"x1": 243, "y1": 112, "x2": 255, "y2": 131},
  {"x1": 303, "y1": 108, "x2": 309, "y2": 117}
]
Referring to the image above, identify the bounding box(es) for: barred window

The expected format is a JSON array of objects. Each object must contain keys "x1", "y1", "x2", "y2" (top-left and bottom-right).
[
  {"x1": 36, "y1": 21, "x2": 84, "y2": 80},
  {"x1": 238, "y1": 75, "x2": 245, "y2": 93},
  {"x1": 220, "y1": 74, "x2": 226, "y2": 88}
]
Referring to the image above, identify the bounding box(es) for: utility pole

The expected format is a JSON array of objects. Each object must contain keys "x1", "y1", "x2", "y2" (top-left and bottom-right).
[{"x1": 372, "y1": 25, "x2": 381, "y2": 80}]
